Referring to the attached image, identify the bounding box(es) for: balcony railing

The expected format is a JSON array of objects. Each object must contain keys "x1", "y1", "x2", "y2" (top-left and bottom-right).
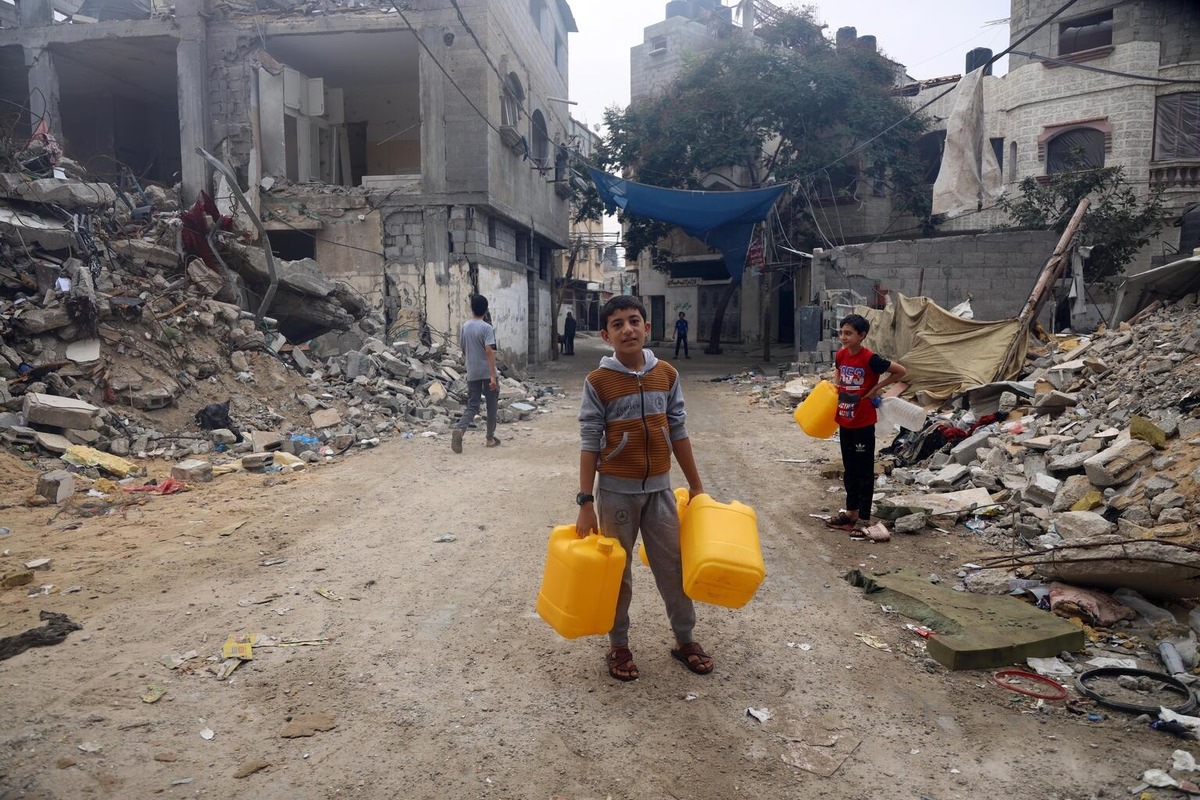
[{"x1": 1150, "y1": 162, "x2": 1200, "y2": 190}]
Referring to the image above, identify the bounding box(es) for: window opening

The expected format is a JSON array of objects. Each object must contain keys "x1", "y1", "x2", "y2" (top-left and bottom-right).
[
  {"x1": 1008, "y1": 141, "x2": 1018, "y2": 182},
  {"x1": 531, "y1": 109, "x2": 550, "y2": 168},
  {"x1": 1154, "y1": 93, "x2": 1200, "y2": 161},
  {"x1": 487, "y1": 216, "x2": 498, "y2": 248},
  {"x1": 502, "y1": 73, "x2": 525, "y2": 128},
  {"x1": 1046, "y1": 128, "x2": 1106, "y2": 174},
  {"x1": 918, "y1": 131, "x2": 947, "y2": 184}
]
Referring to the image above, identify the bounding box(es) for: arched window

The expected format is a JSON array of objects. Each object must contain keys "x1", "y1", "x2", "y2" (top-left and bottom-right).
[
  {"x1": 1046, "y1": 128, "x2": 1105, "y2": 174},
  {"x1": 501, "y1": 73, "x2": 524, "y2": 128},
  {"x1": 531, "y1": 110, "x2": 550, "y2": 168},
  {"x1": 1008, "y1": 140, "x2": 1018, "y2": 182}
]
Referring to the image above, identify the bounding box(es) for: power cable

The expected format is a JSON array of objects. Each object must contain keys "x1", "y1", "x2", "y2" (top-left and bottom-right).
[{"x1": 1007, "y1": 49, "x2": 1200, "y2": 85}]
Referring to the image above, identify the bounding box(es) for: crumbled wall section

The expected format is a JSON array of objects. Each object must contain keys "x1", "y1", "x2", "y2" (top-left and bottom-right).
[
  {"x1": 206, "y1": 27, "x2": 257, "y2": 172},
  {"x1": 813, "y1": 229, "x2": 1063, "y2": 323}
]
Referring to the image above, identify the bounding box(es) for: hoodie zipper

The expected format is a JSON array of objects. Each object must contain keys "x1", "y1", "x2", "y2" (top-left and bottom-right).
[{"x1": 637, "y1": 372, "x2": 650, "y2": 491}]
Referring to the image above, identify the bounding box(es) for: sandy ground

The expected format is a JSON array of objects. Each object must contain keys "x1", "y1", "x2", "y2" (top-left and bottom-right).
[{"x1": 0, "y1": 334, "x2": 1181, "y2": 800}]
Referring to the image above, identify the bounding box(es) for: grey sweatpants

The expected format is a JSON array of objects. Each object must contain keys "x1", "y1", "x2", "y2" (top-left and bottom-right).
[
  {"x1": 598, "y1": 488, "x2": 696, "y2": 648},
  {"x1": 454, "y1": 379, "x2": 497, "y2": 440}
]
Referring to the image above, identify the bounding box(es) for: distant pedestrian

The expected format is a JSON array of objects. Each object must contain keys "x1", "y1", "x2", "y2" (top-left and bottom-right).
[
  {"x1": 828, "y1": 314, "x2": 907, "y2": 532},
  {"x1": 452, "y1": 295, "x2": 501, "y2": 453},
  {"x1": 674, "y1": 312, "x2": 690, "y2": 359},
  {"x1": 563, "y1": 311, "x2": 577, "y2": 356}
]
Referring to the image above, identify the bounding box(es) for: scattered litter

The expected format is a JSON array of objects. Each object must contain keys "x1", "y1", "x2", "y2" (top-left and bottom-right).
[
  {"x1": 170, "y1": 778, "x2": 194, "y2": 786},
  {"x1": 200, "y1": 728, "x2": 215, "y2": 741},
  {"x1": 222, "y1": 634, "x2": 256, "y2": 661},
  {"x1": 746, "y1": 707, "x2": 772, "y2": 723},
  {"x1": 77, "y1": 742, "x2": 102, "y2": 753},
  {"x1": 855, "y1": 633, "x2": 892, "y2": 652},
  {"x1": 1143, "y1": 769, "x2": 1180, "y2": 789},
  {"x1": 1173, "y1": 750, "x2": 1198, "y2": 772},
  {"x1": 905, "y1": 624, "x2": 934, "y2": 639},
  {"x1": 259, "y1": 557, "x2": 287, "y2": 567},
  {"x1": 434, "y1": 534, "x2": 457, "y2": 543},
  {"x1": 1026, "y1": 657, "x2": 1075, "y2": 678},
  {"x1": 237, "y1": 595, "x2": 281, "y2": 607},
  {"x1": 314, "y1": 587, "x2": 342, "y2": 602},
  {"x1": 141, "y1": 686, "x2": 167, "y2": 704},
  {"x1": 161, "y1": 650, "x2": 199, "y2": 670},
  {"x1": 25, "y1": 558, "x2": 51, "y2": 571},
  {"x1": 123, "y1": 478, "x2": 187, "y2": 495},
  {"x1": 787, "y1": 642, "x2": 812, "y2": 651},
  {"x1": 992, "y1": 669, "x2": 1068, "y2": 701}
]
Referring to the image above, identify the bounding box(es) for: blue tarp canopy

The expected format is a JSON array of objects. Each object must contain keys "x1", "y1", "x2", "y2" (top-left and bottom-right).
[{"x1": 588, "y1": 168, "x2": 788, "y2": 282}]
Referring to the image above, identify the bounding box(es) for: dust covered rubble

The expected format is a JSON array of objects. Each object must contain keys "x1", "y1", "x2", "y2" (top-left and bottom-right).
[
  {"x1": 749, "y1": 293, "x2": 1200, "y2": 552},
  {"x1": 0, "y1": 163, "x2": 557, "y2": 493}
]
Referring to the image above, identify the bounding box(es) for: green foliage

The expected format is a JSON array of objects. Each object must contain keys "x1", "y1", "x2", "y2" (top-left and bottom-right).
[
  {"x1": 998, "y1": 163, "x2": 1168, "y2": 283},
  {"x1": 599, "y1": 7, "x2": 932, "y2": 266}
]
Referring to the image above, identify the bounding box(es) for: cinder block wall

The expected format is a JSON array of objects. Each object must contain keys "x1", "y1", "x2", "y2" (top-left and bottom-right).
[{"x1": 814, "y1": 229, "x2": 1062, "y2": 322}]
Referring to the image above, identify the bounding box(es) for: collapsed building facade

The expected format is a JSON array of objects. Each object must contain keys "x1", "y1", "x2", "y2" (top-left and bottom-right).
[{"x1": 0, "y1": 0, "x2": 577, "y2": 368}]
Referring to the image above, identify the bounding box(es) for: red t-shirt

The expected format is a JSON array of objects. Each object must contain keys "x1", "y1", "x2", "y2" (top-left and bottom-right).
[{"x1": 835, "y1": 347, "x2": 892, "y2": 428}]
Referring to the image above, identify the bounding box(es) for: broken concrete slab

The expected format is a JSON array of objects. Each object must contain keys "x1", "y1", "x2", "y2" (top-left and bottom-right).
[
  {"x1": 24, "y1": 393, "x2": 99, "y2": 430},
  {"x1": 950, "y1": 431, "x2": 992, "y2": 464},
  {"x1": 35, "y1": 431, "x2": 72, "y2": 454},
  {"x1": 875, "y1": 487, "x2": 995, "y2": 521},
  {"x1": 847, "y1": 568, "x2": 1084, "y2": 670},
  {"x1": 171, "y1": 459, "x2": 213, "y2": 483},
  {"x1": 1052, "y1": 510, "x2": 1115, "y2": 539},
  {"x1": 1084, "y1": 439, "x2": 1155, "y2": 487},
  {"x1": 36, "y1": 470, "x2": 75, "y2": 504},
  {"x1": 65, "y1": 338, "x2": 102, "y2": 364},
  {"x1": 104, "y1": 238, "x2": 179, "y2": 267},
  {"x1": 14, "y1": 305, "x2": 71, "y2": 335},
  {"x1": 1024, "y1": 473, "x2": 1061, "y2": 507},
  {"x1": 0, "y1": 174, "x2": 117, "y2": 208},
  {"x1": 309, "y1": 408, "x2": 342, "y2": 429},
  {"x1": 1023, "y1": 536, "x2": 1200, "y2": 599},
  {"x1": 0, "y1": 207, "x2": 77, "y2": 250},
  {"x1": 249, "y1": 431, "x2": 283, "y2": 452}
]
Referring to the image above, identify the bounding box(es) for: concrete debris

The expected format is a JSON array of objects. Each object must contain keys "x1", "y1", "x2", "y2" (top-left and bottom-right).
[{"x1": 0, "y1": 155, "x2": 559, "y2": 480}]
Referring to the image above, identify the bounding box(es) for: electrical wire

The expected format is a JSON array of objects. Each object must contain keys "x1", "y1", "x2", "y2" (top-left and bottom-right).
[{"x1": 1007, "y1": 49, "x2": 1200, "y2": 85}]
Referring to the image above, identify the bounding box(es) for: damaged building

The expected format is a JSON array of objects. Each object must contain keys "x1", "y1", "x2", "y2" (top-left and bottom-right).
[{"x1": 0, "y1": 0, "x2": 577, "y2": 368}]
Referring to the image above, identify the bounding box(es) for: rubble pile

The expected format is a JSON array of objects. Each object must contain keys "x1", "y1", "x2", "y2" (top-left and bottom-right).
[
  {"x1": 0, "y1": 149, "x2": 555, "y2": 489},
  {"x1": 762, "y1": 292, "x2": 1200, "y2": 587}
]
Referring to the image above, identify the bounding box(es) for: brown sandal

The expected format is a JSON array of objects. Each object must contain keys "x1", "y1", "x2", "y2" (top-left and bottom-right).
[
  {"x1": 671, "y1": 642, "x2": 714, "y2": 675},
  {"x1": 606, "y1": 647, "x2": 638, "y2": 682}
]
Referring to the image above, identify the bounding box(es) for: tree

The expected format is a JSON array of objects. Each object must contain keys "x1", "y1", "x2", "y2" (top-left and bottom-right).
[
  {"x1": 998, "y1": 161, "x2": 1168, "y2": 284},
  {"x1": 600, "y1": 7, "x2": 932, "y2": 352}
]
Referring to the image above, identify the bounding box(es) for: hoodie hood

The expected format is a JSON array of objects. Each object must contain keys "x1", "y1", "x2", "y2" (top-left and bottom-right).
[{"x1": 598, "y1": 349, "x2": 658, "y2": 376}]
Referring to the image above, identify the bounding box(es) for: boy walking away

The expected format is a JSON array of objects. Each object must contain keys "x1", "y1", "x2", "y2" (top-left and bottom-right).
[
  {"x1": 452, "y1": 295, "x2": 501, "y2": 453},
  {"x1": 674, "y1": 312, "x2": 690, "y2": 359},
  {"x1": 563, "y1": 311, "x2": 577, "y2": 356},
  {"x1": 829, "y1": 314, "x2": 907, "y2": 532},
  {"x1": 576, "y1": 296, "x2": 713, "y2": 682}
]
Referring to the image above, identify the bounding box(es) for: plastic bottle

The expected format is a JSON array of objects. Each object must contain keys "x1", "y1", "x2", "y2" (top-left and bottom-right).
[{"x1": 877, "y1": 397, "x2": 927, "y2": 431}]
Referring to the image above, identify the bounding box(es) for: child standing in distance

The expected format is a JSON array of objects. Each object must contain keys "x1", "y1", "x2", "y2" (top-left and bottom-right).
[
  {"x1": 830, "y1": 314, "x2": 907, "y2": 531},
  {"x1": 451, "y1": 295, "x2": 501, "y2": 453},
  {"x1": 576, "y1": 296, "x2": 712, "y2": 682},
  {"x1": 674, "y1": 311, "x2": 690, "y2": 359}
]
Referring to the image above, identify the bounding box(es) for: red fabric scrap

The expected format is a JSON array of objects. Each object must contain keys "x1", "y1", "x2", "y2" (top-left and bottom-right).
[{"x1": 123, "y1": 478, "x2": 187, "y2": 495}]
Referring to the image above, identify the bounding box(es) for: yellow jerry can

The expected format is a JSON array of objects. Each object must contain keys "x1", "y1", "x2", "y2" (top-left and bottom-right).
[
  {"x1": 679, "y1": 494, "x2": 765, "y2": 608},
  {"x1": 794, "y1": 380, "x2": 839, "y2": 439},
  {"x1": 537, "y1": 525, "x2": 627, "y2": 639}
]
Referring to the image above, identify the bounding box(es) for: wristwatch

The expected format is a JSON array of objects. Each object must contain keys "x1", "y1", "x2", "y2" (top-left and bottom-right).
[{"x1": 576, "y1": 492, "x2": 595, "y2": 506}]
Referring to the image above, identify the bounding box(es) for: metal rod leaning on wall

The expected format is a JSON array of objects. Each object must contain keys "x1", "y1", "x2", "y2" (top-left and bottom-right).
[{"x1": 196, "y1": 147, "x2": 279, "y2": 324}]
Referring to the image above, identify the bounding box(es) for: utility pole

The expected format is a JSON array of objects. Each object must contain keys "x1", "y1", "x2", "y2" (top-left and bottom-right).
[{"x1": 742, "y1": 0, "x2": 756, "y2": 39}]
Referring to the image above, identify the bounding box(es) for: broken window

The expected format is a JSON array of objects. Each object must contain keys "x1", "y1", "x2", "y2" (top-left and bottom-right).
[
  {"x1": 1046, "y1": 128, "x2": 1106, "y2": 174},
  {"x1": 1154, "y1": 92, "x2": 1200, "y2": 161},
  {"x1": 649, "y1": 35, "x2": 668, "y2": 55},
  {"x1": 990, "y1": 137, "x2": 1005, "y2": 173},
  {"x1": 1058, "y1": 11, "x2": 1113, "y2": 56},
  {"x1": 918, "y1": 130, "x2": 947, "y2": 184}
]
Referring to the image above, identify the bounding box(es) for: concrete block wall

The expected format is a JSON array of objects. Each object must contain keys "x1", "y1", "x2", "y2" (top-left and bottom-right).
[
  {"x1": 813, "y1": 229, "x2": 1062, "y2": 323},
  {"x1": 630, "y1": 15, "x2": 722, "y2": 104}
]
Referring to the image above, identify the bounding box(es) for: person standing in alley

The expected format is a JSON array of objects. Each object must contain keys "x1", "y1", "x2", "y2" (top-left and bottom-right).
[
  {"x1": 576, "y1": 296, "x2": 713, "y2": 682},
  {"x1": 452, "y1": 295, "x2": 501, "y2": 453},
  {"x1": 828, "y1": 314, "x2": 906, "y2": 532},
  {"x1": 563, "y1": 311, "x2": 577, "y2": 356},
  {"x1": 674, "y1": 311, "x2": 690, "y2": 359}
]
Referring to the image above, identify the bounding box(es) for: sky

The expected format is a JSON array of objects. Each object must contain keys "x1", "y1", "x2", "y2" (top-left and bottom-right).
[{"x1": 567, "y1": 0, "x2": 1013, "y2": 133}]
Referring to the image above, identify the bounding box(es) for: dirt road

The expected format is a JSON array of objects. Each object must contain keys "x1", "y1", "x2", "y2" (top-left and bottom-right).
[{"x1": 0, "y1": 334, "x2": 1173, "y2": 799}]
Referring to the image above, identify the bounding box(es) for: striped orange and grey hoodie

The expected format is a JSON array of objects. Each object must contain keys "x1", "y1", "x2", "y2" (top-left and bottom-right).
[{"x1": 579, "y1": 349, "x2": 689, "y2": 494}]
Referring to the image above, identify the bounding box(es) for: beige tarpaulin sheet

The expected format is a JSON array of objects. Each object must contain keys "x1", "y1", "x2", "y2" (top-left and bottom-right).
[
  {"x1": 857, "y1": 294, "x2": 1028, "y2": 404},
  {"x1": 932, "y1": 67, "x2": 1002, "y2": 216}
]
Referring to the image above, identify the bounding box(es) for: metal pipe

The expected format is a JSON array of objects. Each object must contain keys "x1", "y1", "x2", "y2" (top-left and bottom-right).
[{"x1": 195, "y1": 147, "x2": 278, "y2": 323}]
